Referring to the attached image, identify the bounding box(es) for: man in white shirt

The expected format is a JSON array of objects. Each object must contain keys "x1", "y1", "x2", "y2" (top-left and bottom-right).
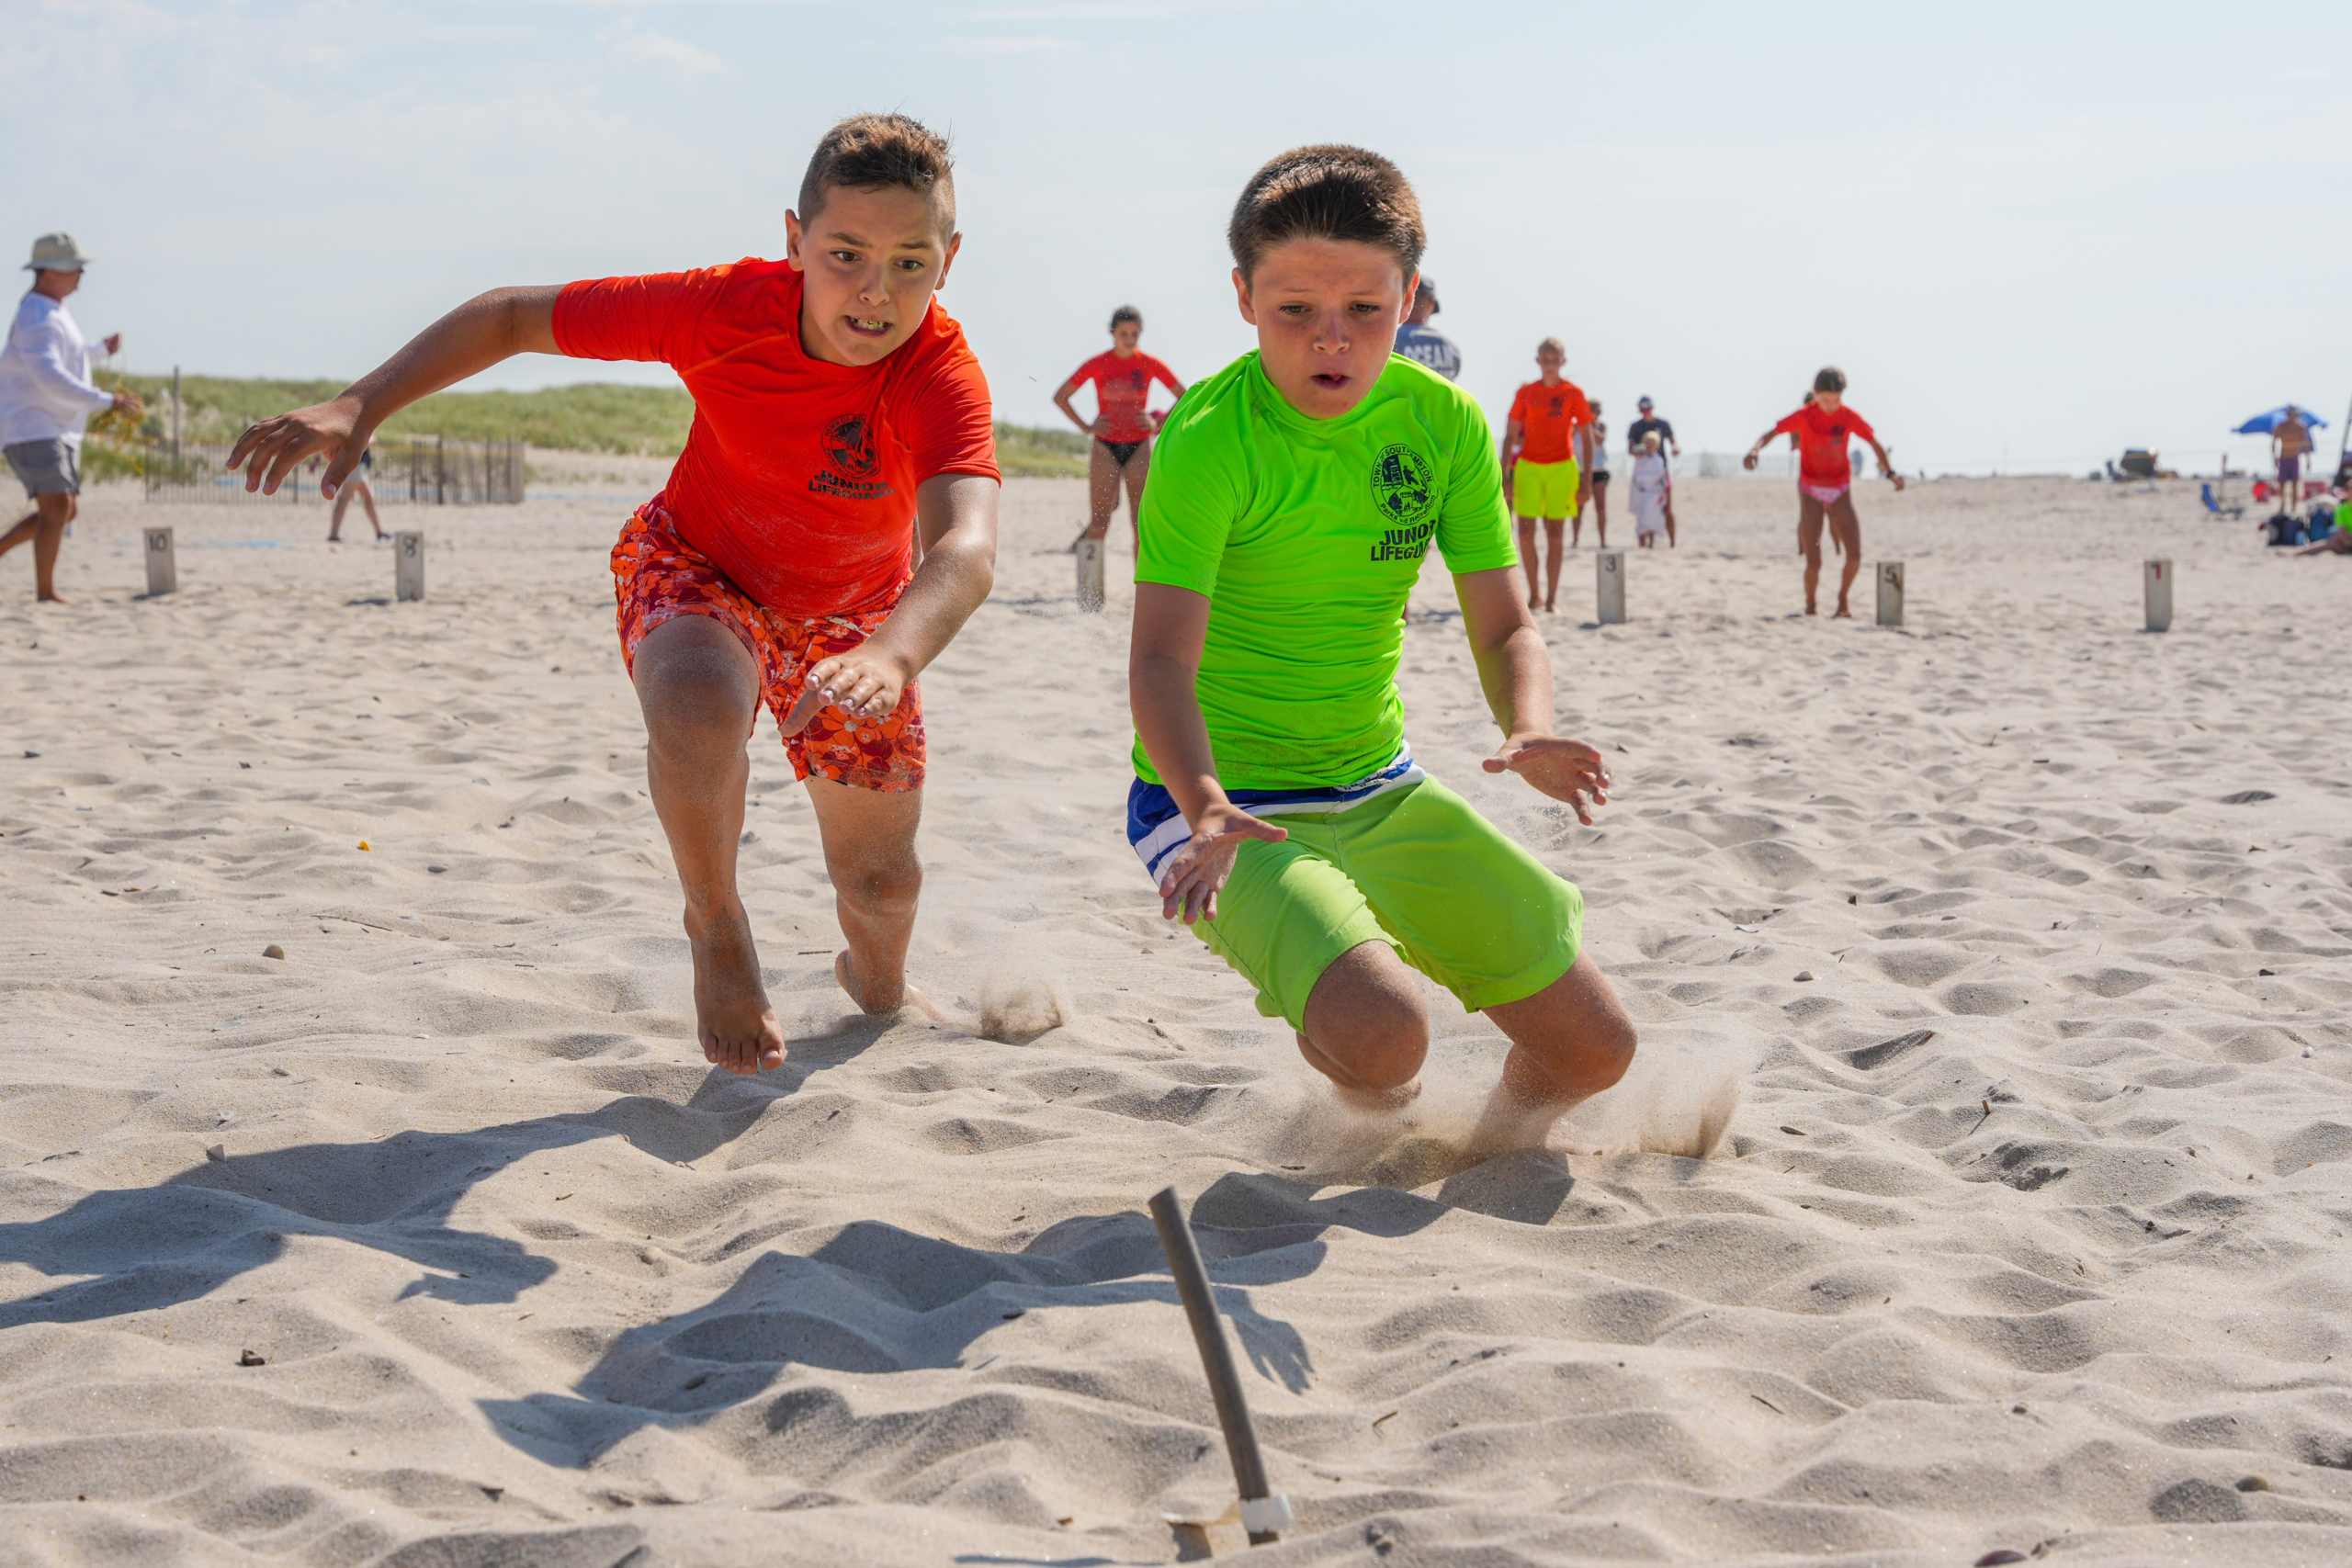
[{"x1": 0, "y1": 232, "x2": 140, "y2": 604}]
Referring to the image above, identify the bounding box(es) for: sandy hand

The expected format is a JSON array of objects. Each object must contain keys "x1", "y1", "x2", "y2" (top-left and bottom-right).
[
  {"x1": 781, "y1": 646, "x2": 910, "y2": 737},
  {"x1": 1484, "y1": 735, "x2": 1611, "y2": 824},
  {"x1": 1159, "y1": 804, "x2": 1287, "y2": 925}
]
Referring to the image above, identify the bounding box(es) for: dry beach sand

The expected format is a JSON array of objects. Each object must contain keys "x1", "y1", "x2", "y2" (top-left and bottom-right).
[{"x1": 2, "y1": 473, "x2": 2349, "y2": 1566}]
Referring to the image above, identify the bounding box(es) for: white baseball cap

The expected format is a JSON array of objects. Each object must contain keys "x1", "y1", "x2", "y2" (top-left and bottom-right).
[{"x1": 25, "y1": 232, "x2": 95, "y2": 272}]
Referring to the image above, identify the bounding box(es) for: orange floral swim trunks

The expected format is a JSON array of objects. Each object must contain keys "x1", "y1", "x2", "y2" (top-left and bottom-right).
[{"x1": 611, "y1": 503, "x2": 923, "y2": 792}]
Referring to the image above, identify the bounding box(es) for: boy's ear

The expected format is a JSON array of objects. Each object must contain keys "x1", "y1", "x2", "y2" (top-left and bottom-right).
[
  {"x1": 934, "y1": 231, "x2": 963, "y2": 291},
  {"x1": 784, "y1": 209, "x2": 806, "y2": 273},
  {"x1": 1230, "y1": 266, "x2": 1258, "y2": 326},
  {"x1": 1398, "y1": 270, "x2": 1419, "y2": 326}
]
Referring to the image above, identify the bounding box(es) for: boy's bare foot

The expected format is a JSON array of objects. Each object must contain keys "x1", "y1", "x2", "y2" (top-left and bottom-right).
[
  {"x1": 35, "y1": 592, "x2": 73, "y2": 605},
  {"x1": 1833, "y1": 604, "x2": 1853, "y2": 619},
  {"x1": 684, "y1": 904, "x2": 786, "y2": 1074},
  {"x1": 835, "y1": 948, "x2": 942, "y2": 1020},
  {"x1": 1804, "y1": 603, "x2": 1818, "y2": 616},
  {"x1": 1543, "y1": 598, "x2": 1556, "y2": 614}
]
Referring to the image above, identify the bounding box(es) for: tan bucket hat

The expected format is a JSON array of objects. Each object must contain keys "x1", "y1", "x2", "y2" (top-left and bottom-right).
[{"x1": 25, "y1": 232, "x2": 95, "y2": 272}]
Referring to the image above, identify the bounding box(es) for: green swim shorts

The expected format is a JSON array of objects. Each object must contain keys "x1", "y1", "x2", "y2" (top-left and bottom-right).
[{"x1": 1190, "y1": 777, "x2": 1583, "y2": 1031}]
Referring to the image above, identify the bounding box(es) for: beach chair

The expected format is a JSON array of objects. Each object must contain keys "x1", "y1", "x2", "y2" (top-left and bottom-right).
[{"x1": 2199, "y1": 481, "x2": 2244, "y2": 519}]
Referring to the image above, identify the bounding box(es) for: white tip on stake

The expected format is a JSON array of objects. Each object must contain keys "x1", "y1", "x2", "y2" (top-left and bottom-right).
[{"x1": 1238, "y1": 1495, "x2": 1295, "y2": 1535}]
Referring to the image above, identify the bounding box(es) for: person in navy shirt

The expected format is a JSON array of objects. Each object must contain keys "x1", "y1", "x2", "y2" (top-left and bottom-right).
[{"x1": 1391, "y1": 277, "x2": 1461, "y2": 382}]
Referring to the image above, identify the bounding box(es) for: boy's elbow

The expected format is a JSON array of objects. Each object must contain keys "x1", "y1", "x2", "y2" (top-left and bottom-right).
[{"x1": 1128, "y1": 648, "x2": 1186, "y2": 697}]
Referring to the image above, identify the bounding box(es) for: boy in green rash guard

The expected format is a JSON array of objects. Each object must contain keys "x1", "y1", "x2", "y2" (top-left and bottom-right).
[{"x1": 1127, "y1": 144, "x2": 1637, "y2": 1152}]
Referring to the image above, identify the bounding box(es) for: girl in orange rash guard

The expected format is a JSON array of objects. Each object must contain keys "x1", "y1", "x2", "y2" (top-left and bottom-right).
[{"x1": 1742, "y1": 366, "x2": 1904, "y2": 617}]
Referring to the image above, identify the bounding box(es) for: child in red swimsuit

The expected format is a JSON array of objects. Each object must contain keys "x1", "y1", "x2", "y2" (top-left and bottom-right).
[
  {"x1": 1743, "y1": 367, "x2": 1905, "y2": 617},
  {"x1": 1053, "y1": 306, "x2": 1184, "y2": 609}
]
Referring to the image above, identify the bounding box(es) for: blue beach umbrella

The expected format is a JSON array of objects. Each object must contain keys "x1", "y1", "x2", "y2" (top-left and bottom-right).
[{"x1": 2233, "y1": 405, "x2": 2330, "y2": 434}]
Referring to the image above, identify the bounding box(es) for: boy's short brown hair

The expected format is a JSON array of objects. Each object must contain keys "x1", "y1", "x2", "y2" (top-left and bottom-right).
[
  {"x1": 1813, "y1": 366, "x2": 1848, "y2": 395},
  {"x1": 798, "y1": 114, "x2": 956, "y2": 231},
  {"x1": 1227, "y1": 144, "x2": 1425, "y2": 281}
]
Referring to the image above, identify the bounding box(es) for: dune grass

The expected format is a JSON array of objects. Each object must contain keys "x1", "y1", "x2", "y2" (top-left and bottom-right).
[{"x1": 108, "y1": 374, "x2": 1091, "y2": 478}]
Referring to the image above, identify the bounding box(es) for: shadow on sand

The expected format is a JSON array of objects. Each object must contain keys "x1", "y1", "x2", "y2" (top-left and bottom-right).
[{"x1": 476, "y1": 1163, "x2": 1568, "y2": 1468}]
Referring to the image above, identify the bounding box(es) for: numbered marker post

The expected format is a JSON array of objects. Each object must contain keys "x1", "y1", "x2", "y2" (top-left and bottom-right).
[
  {"x1": 1595, "y1": 549, "x2": 1626, "y2": 625},
  {"x1": 142, "y1": 526, "x2": 176, "y2": 596},
  {"x1": 2143, "y1": 558, "x2": 2173, "y2": 632},
  {"x1": 1076, "y1": 537, "x2": 1104, "y2": 614},
  {"x1": 394, "y1": 531, "x2": 425, "y2": 602},
  {"x1": 1875, "y1": 560, "x2": 1905, "y2": 627}
]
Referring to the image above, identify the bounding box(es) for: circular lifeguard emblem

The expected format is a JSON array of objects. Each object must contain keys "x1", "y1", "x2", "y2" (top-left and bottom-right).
[
  {"x1": 1370, "y1": 443, "x2": 1434, "y2": 525},
  {"x1": 825, "y1": 414, "x2": 879, "y2": 481}
]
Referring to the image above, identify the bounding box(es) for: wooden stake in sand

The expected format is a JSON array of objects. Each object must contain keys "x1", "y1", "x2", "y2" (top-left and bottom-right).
[
  {"x1": 2144, "y1": 558, "x2": 2173, "y2": 632},
  {"x1": 1595, "y1": 548, "x2": 1626, "y2": 625},
  {"x1": 1875, "y1": 560, "x2": 1905, "y2": 626},
  {"x1": 394, "y1": 531, "x2": 425, "y2": 602},
  {"x1": 1076, "y1": 538, "x2": 1105, "y2": 615},
  {"x1": 1148, "y1": 1186, "x2": 1291, "y2": 1547},
  {"x1": 142, "y1": 526, "x2": 176, "y2": 597}
]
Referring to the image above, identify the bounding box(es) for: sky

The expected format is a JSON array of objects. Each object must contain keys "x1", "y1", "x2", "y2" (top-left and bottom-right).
[{"x1": 10, "y1": 0, "x2": 2350, "y2": 475}]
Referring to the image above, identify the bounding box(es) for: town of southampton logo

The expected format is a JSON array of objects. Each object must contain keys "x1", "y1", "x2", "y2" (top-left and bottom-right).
[{"x1": 1370, "y1": 443, "x2": 1434, "y2": 525}]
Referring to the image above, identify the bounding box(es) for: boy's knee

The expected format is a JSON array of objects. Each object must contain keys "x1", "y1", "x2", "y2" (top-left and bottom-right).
[
  {"x1": 639, "y1": 658, "x2": 755, "y2": 749},
  {"x1": 1585, "y1": 1011, "x2": 1637, "y2": 1092},
  {"x1": 1302, "y1": 1003, "x2": 1428, "y2": 1091},
  {"x1": 1350, "y1": 1001, "x2": 1429, "y2": 1086},
  {"x1": 1301, "y1": 944, "x2": 1430, "y2": 1089}
]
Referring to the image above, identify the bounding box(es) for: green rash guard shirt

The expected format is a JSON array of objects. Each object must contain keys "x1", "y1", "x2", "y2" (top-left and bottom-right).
[{"x1": 1133, "y1": 350, "x2": 1517, "y2": 791}]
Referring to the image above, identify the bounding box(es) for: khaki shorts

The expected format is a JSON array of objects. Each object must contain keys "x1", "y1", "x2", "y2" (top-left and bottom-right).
[{"x1": 5, "y1": 439, "x2": 79, "y2": 498}]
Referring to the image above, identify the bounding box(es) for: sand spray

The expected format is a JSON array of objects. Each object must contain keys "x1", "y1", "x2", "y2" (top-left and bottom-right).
[{"x1": 1256, "y1": 1023, "x2": 1747, "y2": 1185}]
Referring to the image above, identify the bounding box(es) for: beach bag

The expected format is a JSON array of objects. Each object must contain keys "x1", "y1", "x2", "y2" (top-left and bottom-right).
[{"x1": 2266, "y1": 513, "x2": 2301, "y2": 547}]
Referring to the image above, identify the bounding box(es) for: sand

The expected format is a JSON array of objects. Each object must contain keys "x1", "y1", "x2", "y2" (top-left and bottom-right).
[{"x1": 2, "y1": 472, "x2": 2349, "y2": 1566}]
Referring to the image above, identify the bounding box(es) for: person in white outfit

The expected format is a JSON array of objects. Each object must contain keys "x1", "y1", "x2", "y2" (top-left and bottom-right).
[
  {"x1": 1630, "y1": 432, "x2": 1671, "y2": 548},
  {"x1": 0, "y1": 233, "x2": 141, "y2": 603}
]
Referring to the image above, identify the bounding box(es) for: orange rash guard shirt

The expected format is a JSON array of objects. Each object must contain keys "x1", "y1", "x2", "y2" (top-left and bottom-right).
[
  {"x1": 1507, "y1": 378, "x2": 1594, "y2": 464},
  {"x1": 1066, "y1": 350, "x2": 1182, "y2": 444},
  {"x1": 1771, "y1": 401, "x2": 1878, "y2": 491},
  {"x1": 553, "y1": 258, "x2": 999, "y2": 616}
]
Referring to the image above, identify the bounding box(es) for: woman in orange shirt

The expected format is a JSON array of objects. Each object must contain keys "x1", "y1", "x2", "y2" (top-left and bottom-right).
[{"x1": 1054, "y1": 305, "x2": 1183, "y2": 611}]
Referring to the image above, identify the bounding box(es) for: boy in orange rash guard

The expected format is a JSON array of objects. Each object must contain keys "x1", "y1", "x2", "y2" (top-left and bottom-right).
[
  {"x1": 1743, "y1": 366, "x2": 1903, "y2": 617},
  {"x1": 1499, "y1": 339, "x2": 1595, "y2": 612},
  {"x1": 227, "y1": 114, "x2": 1001, "y2": 1076}
]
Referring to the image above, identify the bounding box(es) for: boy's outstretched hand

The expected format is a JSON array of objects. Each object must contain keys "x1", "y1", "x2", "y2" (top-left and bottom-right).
[
  {"x1": 1484, "y1": 734, "x2": 1611, "y2": 825},
  {"x1": 227, "y1": 396, "x2": 368, "y2": 499},
  {"x1": 782, "y1": 645, "x2": 914, "y2": 736},
  {"x1": 1158, "y1": 803, "x2": 1287, "y2": 925}
]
